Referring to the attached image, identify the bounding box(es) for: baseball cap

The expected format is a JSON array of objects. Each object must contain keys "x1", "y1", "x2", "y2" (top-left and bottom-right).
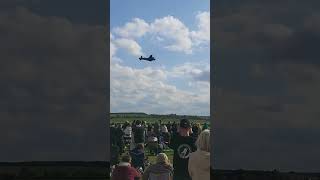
[{"x1": 180, "y1": 118, "x2": 191, "y2": 128}]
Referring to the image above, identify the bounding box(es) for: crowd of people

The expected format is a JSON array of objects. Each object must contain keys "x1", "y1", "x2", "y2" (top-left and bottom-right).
[{"x1": 110, "y1": 118, "x2": 210, "y2": 180}]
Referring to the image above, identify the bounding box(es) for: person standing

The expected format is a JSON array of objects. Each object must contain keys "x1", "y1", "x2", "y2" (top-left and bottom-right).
[
  {"x1": 124, "y1": 124, "x2": 132, "y2": 145},
  {"x1": 116, "y1": 124, "x2": 125, "y2": 153},
  {"x1": 169, "y1": 119, "x2": 197, "y2": 180},
  {"x1": 171, "y1": 122, "x2": 178, "y2": 136},
  {"x1": 133, "y1": 120, "x2": 145, "y2": 144},
  {"x1": 160, "y1": 125, "x2": 170, "y2": 149},
  {"x1": 131, "y1": 120, "x2": 145, "y2": 150}
]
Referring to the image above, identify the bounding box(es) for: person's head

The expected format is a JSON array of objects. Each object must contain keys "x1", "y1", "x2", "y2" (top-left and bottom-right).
[
  {"x1": 179, "y1": 119, "x2": 191, "y2": 135},
  {"x1": 197, "y1": 123, "x2": 202, "y2": 129},
  {"x1": 202, "y1": 122, "x2": 209, "y2": 130},
  {"x1": 136, "y1": 143, "x2": 144, "y2": 150},
  {"x1": 121, "y1": 154, "x2": 132, "y2": 164},
  {"x1": 156, "y1": 153, "x2": 170, "y2": 165},
  {"x1": 161, "y1": 125, "x2": 168, "y2": 133},
  {"x1": 196, "y1": 129, "x2": 210, "y2": 152},
  {"x1": 193, "y1": 123, "x2": 202, "y2": 132},
  {"x1": 180, "y1": 119, "x2": 191, "y2": 128},
  {"x1": 136, "y1": 120, "x2": 141, "y2": 125}
]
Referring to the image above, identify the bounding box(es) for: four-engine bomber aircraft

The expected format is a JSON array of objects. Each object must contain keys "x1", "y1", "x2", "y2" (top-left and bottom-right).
[{"x1": 139, "y1": 55, "x2": 156, "y2": 61}]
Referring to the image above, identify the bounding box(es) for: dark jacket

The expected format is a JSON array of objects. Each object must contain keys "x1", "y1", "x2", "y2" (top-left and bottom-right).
[{"x1": 133, "y1": 126, "x2": 145, "y2": 143}]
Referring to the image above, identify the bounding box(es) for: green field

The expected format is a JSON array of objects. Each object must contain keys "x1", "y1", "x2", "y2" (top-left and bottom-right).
[{"x1": 110, "y1": 113, "x2": 210, "y2": 125}]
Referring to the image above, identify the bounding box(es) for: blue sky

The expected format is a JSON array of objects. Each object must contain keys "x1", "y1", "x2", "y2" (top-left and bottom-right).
[
  {"x1": 111, "y1": 0, "x2": 209, "y2": 27},
  {"x1": 110, "y1": 0, "x2": 210, "y2": 115}
]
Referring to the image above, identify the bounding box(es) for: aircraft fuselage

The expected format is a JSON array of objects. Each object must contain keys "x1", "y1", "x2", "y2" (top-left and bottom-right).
[{"x1": 139, "y1": 57, "x2": 155, "y2": 61}]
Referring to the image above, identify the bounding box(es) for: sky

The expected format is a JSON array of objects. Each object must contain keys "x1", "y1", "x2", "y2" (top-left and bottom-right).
[{"x1": 110, "y1": 0, "x2": 210, "y2": 116}]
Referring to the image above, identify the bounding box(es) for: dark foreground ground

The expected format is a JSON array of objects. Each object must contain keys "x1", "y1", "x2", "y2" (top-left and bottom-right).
[
  {"x1": 0, "y1": 161, "x2": 108, "y2": 179},
  {"x1": 212, "y1": 169, "x2": 320, "y2": 180},
  {"x1": 1, "y1": 162, "x2": 320, "y2": 180}
]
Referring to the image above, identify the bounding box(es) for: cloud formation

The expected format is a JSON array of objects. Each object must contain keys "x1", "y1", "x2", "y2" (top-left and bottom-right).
[
  {"x1": 171, "y1": 62, "x2": 210, "y2": 82},
  {"x1": 110, "y1": 60, "x2": 210, "y2": 115},
  {"x1": 113, "y1": 18, "x2": 150, "y2": 38},
  {"x1": 191, "y1": 11, "x2": 210, "y2": 45},
  {"x1": 150, "y1": 16, "x2": 193, "y2": 54},
  {"x1": 110, "y1": 11, "x2": 210, "y2": 115},
  {"x1": 113, "y1": 38, "x2": 144, "y2": 56},
  {"x1": 112, "y1": 11, "x2": 210, "y2": 55}
]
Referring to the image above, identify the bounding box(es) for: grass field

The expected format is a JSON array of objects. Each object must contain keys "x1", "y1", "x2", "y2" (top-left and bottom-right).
[{"x1": 110, "y1": 113, "x2": 210, "y2": 127}]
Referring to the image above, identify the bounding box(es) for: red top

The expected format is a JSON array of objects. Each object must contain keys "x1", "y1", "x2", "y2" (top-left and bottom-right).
[{"x1": 111, "y1": 165, "x2": 141, "y2": 180}]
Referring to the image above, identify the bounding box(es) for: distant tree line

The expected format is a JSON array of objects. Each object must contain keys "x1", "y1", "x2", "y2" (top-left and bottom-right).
[{"x1": 110, "y1": 112, "x2": 210, "y2": 120}]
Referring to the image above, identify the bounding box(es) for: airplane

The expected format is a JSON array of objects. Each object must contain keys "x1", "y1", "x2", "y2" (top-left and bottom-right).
[{"x1": 139, "y1": 55, "x2": 156, "y2": 61}]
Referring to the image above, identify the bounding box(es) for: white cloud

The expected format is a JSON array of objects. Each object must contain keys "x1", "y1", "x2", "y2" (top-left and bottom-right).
[
  {"x1": 150, "y1": 16, "x2": 193, "y2": 54},
  {"x1": 113, "y1": 18, "x2": 150, "y2": 38},
  {"x1": 191, "y1": 11, "x2": 210, "y2": 45},
  {"x1": 110, "y1": 41, "x2": 116, "y2": 59},
  {"x1": 110, "y1": 33, "x2": 117, "y2": 59},
  {"x1": 171, "y1": 62, "x2": 210, "y2": 82},
  {"x1": 156, "y1": 36, "x2": 164, "y2": 42},
  {"x1": 112, "y1": 11, "x2": 210, "y2": 55},
  {"x1": 110, "y1": 42, "x2": 116, "y2": 58},
  {"x1": 110, "y1": 60, "x2": 209, "y2": 115},
  {"x1": 114, "y1": 38, "x2": 144, "y2": 56}
]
